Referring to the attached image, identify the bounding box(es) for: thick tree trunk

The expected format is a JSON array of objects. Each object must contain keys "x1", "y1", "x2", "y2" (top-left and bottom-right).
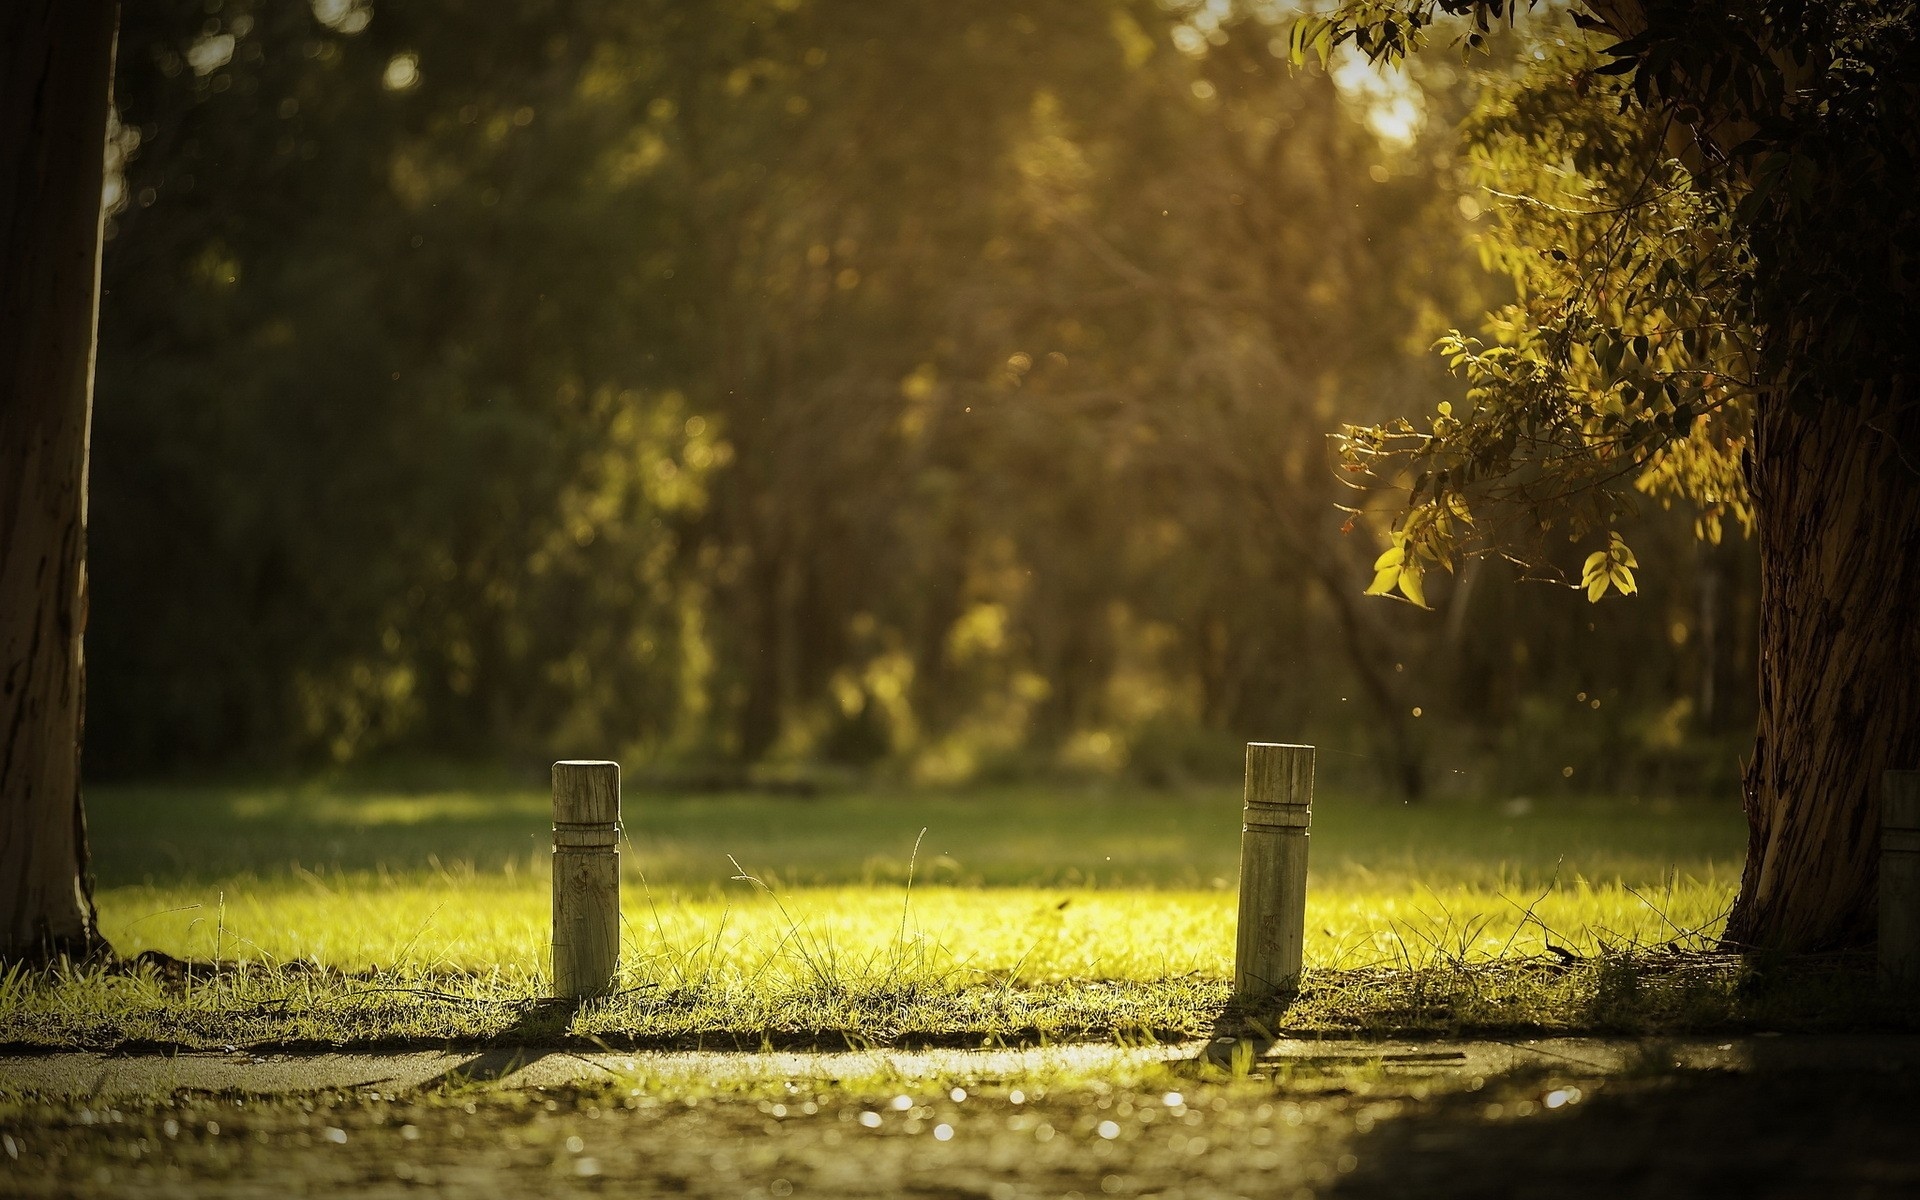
[
  {"x1": 0, "y1": 0, "x2": 118, "y2": 963},
  {"x1": 1723, "y1": 383, "x2": 1920, "y2": 951}
]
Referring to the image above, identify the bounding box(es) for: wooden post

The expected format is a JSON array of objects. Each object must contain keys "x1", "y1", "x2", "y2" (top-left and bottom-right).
[
  {"x1": 1234, "y1": 742, "x2": 1313, "y2": 1001},
  {"x1": 1882, "y1": 771, "x2": 1920, "y2": 992},
  {"x1": 552, "y1": 760, "x2": 621, "y2": 998}
]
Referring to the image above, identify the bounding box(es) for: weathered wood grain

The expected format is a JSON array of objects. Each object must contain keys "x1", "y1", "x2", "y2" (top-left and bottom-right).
[
  {"x1": 1234, "y1": 742, "x2": 1313, "y2": 1000},
  {"x1": 552, "y1": 760, "x2": 621, "y2": 998}
]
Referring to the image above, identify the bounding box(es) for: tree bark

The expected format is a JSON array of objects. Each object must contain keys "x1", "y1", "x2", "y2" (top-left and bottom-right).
[
  {"x1": 1723, "y1": 383, "x2": 1920, "y2": 951},
  {"x1": 1, "y1": 0, "x2": 118, "y2": 963}
]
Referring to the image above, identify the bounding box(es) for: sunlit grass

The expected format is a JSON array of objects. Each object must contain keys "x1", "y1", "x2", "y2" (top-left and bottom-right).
[
  {"x1": 15, "y1": 780, "x2": 1855, "y2": 1049},
  {"x1": 84, "y1": 779, "x2": 1743, "y2": 986},
  {"x1": 94, "y1": 871, "x2": 1738, "y2": 986},
  {"x1": 18, "y1": 870, "x2": 1742, "y2": 1048}
]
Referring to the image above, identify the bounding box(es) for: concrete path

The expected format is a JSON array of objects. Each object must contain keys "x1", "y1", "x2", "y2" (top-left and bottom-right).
[{"x1": 6, "y1": 1034, "x2": 1919, "y2": 1099}]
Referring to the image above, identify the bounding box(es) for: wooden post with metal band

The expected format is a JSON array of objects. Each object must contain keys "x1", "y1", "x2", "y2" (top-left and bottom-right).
[
  {"x1": 1882, "y1": 770, "x2": 1920, "y2": 992},
  {"x1": 551, "y1": 759, "x2": 622, "y2": 998},
  {"x1": 1234, "y1": 742, "x2": 1313, "y2": 1001}
]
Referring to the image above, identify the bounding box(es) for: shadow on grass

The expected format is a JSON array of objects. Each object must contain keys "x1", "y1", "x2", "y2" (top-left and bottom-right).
[{"x1": 1187, "y1": 951, "x2": 1913, "y2": 1055}]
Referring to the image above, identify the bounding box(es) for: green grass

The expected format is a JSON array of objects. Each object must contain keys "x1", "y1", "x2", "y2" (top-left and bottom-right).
[
  {"x1": 86, "y1": 780, "x2": 1742, "y2": 888},
  {"x1": 14, "y1": 778, "x2": 1901, "y2": 1050}
]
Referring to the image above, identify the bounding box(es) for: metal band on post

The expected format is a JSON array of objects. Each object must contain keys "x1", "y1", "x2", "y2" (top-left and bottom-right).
[
  {"x1": 1882, "y1": 771, "x2": 1920, "y2": 992},
  {"x1": 1234, "y1": 742, "x2": 1313, "y2": 1001},
  {"x1": 552, "y1": 759, "x2": 621, "y2": 998}
]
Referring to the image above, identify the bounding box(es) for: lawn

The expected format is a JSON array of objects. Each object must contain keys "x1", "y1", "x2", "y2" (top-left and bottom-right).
[
  {"x1": 12, "y1": 777, "x2": 1894, "y2": 1050},
  {"x1": 2, "y1": 776, "x2": 1911, "y2": 1197}
]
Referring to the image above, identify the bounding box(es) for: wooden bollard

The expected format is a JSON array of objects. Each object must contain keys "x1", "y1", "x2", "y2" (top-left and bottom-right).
[
  {"x1": 1883, "y1": 771, "x2": 1920, "y2": 992},
  {"x1": 552, "y1": 760, "x2": 621, "y2": 998},
  {"x1": 1234, "y1": 742, "x2": 1313, "y2": 1001}
]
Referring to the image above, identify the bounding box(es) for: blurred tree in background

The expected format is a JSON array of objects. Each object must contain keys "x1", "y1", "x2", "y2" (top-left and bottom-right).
[{"x1": 86, "y1": 0, "x2": 1756, "y2": 797}]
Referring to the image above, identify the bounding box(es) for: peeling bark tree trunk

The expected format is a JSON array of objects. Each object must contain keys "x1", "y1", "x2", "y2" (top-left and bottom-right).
[
  {"x1": 1, "y1": 0, "x2": 119, "y2": 963},
  {"x1": 1723, "y1": 384, "x2": 1920, "y2": 951}
]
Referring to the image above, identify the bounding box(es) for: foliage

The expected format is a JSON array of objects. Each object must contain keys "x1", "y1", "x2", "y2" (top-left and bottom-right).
[
  {"x1": 90, "y1": 0, "x2": 1759, "y2": 792},
  {"x1": 1329, "y1": 24, "x2": 1756, "y2": 600},
  {"x1": 1304, "y1": 1, "x2": 1917, "y2": 606}
]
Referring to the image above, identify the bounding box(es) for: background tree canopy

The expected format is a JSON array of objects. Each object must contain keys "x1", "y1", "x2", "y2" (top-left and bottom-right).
[{"x1": 88, "y1": 0, "x2": 1758, "y2": 797}]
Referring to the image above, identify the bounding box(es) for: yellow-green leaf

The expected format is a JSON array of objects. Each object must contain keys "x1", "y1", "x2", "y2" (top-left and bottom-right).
[
  {"x1": 1581, "y1": 550, "x2": 1609, "y2": 587},
  {"x1": 1398, "y1": 564, "x2": 1428, "y2": 608}
]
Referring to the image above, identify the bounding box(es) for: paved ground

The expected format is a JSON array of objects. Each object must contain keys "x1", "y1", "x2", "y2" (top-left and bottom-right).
[
  {"x1": 4, "y1": 1038, "x2": 1919, "y2": 1198},
  {"x1": 6, "y1": 1034, "x2": 1920, "y2": 1099}
]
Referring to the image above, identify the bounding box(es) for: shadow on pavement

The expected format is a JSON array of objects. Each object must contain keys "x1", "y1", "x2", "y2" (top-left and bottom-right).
[
  {"x1": 411, "y1": 998, "x2": 587, "y2": 1091},
  {"x1": 1193, "y1": 987, "x2": 1301, "y2": 1070},
  {"x1": 1330, "y1": 1059, "x2": 1920, "y2": 1199}
]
